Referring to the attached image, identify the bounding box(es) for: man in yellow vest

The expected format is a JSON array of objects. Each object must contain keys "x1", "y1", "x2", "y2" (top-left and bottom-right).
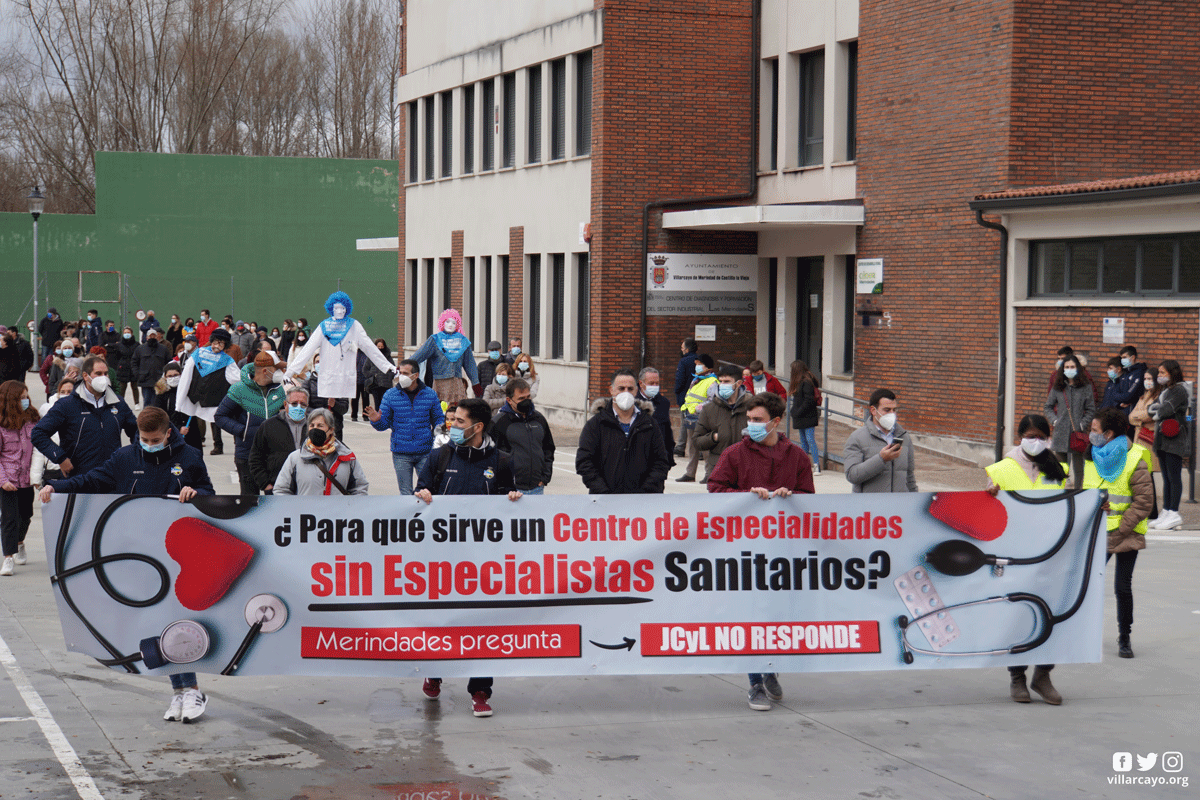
[
  {"x1": 1083, "y1": 409, "x2": 1150, "y2": 660},
  {"x1": 985, "y1": 414, "x2": 1069, "y2": 704},
  {"x1": 676, "y1": 354, "x2": 716, "y2": 482}
]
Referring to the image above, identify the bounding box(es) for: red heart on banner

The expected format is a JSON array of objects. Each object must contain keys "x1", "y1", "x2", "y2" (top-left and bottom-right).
[
  {"x1": 928, "y1": 491, "x2": 1008, "y2": 541},
  {"x1": 165, "y1": 518, "x2": 255, "y2": 611}
]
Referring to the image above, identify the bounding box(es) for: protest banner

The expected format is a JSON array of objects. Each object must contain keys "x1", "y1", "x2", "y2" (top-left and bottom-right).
[{"x1": 42, "y1": 489, "x2": 1107, "y2": 678}]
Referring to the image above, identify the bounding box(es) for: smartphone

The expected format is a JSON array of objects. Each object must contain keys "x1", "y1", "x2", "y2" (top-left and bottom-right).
[{"x1": 891, "y1": 437, "x2": 904, "y2": 448}]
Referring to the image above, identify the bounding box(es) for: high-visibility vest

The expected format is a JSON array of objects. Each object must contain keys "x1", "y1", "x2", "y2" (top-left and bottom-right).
[
  {"x1": 984, "y1": 457, "x2": 1069, "y2": 491},
  {"x1": 1083, "y1": 450, "x2": 1148, "y2": 535},
  {"x1": 1130, "y1": 441, "x2": 1153, "y2": 473},
  {"x1": 682, "y1": 375, "x2": 716, "y2": 414}
]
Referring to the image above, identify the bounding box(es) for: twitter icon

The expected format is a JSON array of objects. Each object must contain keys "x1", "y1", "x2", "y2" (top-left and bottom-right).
[{"x1": 1137, "y1": 753, "x2": 1158, "y2": 772}]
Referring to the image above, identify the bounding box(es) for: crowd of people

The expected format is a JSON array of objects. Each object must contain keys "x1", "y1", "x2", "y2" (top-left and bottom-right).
[{"x1": 0, "y1": 304, "x2": 1190, "y2": 719}]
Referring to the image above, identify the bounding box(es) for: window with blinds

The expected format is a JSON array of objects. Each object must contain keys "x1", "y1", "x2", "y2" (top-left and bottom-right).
[
  {"x1": 441, "y1": 258, "x2": 452, "y2": 311},
  {"x1": 423, "y1": 259, "x2": 435, "y2": 338},
  {"x1": 482, "y1": 80, "x2": 495, "y2": 170},
  {"x1": 482, "y1": 256, "x2": 493, "y2": 343},
  {"x1": 527, "y1": 65, "x2": 542, "y2": 164},
  {"x1": 465, "y1": 257, "x2": 476, "y2": 337},
  {"x1": 550, "y1": 59, "x2": 566, "y2": 160},
  {"x1": 407, "y1": 259, "x2": 418, "y2": 345},
  {"x1": 550, "y1": 254, "x2": 565, "y2": 359},
  {"x1": 502, "y1": 73, "x2": 516, "y2": 168},
  {"x1": 799, "y1": 50, "x2": 825, "y2": 167},
  {"x1": 407, "y1": 102, "x2": 418, "y2": 182},
  {"x1": 440, "y1": 90, "x2": 453, "y2": 177},
  {"x1": 528, "y1": 254, "x2": 541, "y2": 356},
  {"x1": 575, "y1": 253, "x2": 589, "y2": 361},
  {"x1": 499, "y1": 255, "x2": 510, "y2": 343},
  {"x1": 576, "y1": 51, "x2": 592, "y2": 156},
  {"x1": 463, "y1": 84, "x2": 475, "y2": 174},
  {"x1": 423, "y1": 98, "x2": 434, "y2": 180}
]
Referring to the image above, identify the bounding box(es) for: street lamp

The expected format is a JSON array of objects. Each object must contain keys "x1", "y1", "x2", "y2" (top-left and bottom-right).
[{"x1": 28, "y1": 187, "x2": 44, "y2": 359}]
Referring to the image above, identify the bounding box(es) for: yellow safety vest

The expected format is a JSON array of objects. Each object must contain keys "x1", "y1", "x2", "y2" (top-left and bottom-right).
[
  {"x1": 984, "y1": 457, "x2": 1069, "y2": 491},
  {"x1": 682, "y1": 375, "x2": 717, "y2": 414},
  {"x1": 1130, "y1": 441, "x2": 1153, "y2": 473},
  {"x1": 1082, "y1": 450, "x2": 1148, "y2": 535}
]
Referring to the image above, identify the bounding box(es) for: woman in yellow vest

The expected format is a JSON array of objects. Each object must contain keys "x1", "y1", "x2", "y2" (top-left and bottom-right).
[
  {"x1": 985, "y1": 414, "x2": 1068, "y2": 704},
  {"x1": 1085, "y1": 408, "x2": 1151, "y2": 659}
]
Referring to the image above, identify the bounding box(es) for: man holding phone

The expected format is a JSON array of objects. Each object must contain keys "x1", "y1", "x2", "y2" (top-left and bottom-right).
[{"x1": 843, "y1": 388, "x2": 918, "y2": 493}]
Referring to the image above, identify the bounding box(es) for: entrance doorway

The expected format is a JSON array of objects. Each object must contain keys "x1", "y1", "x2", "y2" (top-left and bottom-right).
[{"x1": 795, "y1": 256, "x2": 823, "y2": 371}]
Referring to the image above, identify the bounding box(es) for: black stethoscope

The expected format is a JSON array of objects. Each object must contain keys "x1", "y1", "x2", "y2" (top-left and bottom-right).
[
  {"x1": 51, "y1": 493, "x2": 286, "y2": 675},
  {"x1": 897, "y1": 489, "x2": 1106, "y2": 663}
]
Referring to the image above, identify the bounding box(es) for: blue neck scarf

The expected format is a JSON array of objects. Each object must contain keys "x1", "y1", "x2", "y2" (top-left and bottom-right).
[
  {"x1": 192, "y1": 347, "x2": 234, "y2": 377},
  {"x1": 1092, "y1": 435, "x2": 1129, "y2": 483},
  {"x1": 321, "y1": 316, "x2": 354, "y2": 346},
  {"x1": 436, "y1": 331, "x2": 467, "y2": 362}
]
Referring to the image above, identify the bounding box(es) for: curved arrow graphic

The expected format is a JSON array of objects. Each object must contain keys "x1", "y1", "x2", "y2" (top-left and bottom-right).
[{"x1": 590, "y1": 637, "x2": 636, "y2": 651}]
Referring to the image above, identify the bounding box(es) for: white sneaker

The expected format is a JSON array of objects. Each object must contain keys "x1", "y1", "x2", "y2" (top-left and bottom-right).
[
  {"x1": 180, "y1": 688, "x2": 207, "y2": 723},
  {"x1": 14, "y1": 543, "x2": 26, "y2": 566},
  {"x1": 1161, "y1": 511, "x2": 1184, "y2": 531},
  {"x1": 812, "y1": 465, "x2": 822, "y2": 476},
  {"x1": 164, "y1": 692, "x2": 184, "y2": 721},
  {"x1": 0, "y1": 557, "x2": 13, "y2": 576}
]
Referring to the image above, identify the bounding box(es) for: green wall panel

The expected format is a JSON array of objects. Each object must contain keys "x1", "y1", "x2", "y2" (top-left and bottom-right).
[{"x1": 0, "y1": 213, "x2": 99, "y2": 329}]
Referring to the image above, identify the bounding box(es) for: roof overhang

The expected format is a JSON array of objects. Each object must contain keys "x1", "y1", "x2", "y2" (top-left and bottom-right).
[
  {"x1": 662, "y1": 203, "x2": 864, "y2": 231},
  {"x1": 356, "y1": 237, "x2": 399, "y2": 252},
  {"x1": 971, "y1": 180, "x2": 1200, "y2": 211}
]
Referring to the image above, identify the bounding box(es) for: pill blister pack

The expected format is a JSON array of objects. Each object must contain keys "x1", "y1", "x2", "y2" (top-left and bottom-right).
[{"x1": 894, "y1": 566, "x2": 959, "y2": 650}]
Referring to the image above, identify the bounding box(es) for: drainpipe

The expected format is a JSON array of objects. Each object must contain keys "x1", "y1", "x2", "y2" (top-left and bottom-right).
[
  {"x1": 638, "y1": 0, "x2": 761, "y2": 370},
  {"x1": 974, "y1": 208, "x2": 1009, "y2": 463}
]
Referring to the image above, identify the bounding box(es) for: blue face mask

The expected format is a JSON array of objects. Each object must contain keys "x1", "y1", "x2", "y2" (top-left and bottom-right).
[
  {"x1": 717, "y1": 383, "x2": 735, "y2": 400},
  {"x1": 449, "y1": 424, "x2": 475, "y2": 446},
  {"x1": 62, "y1": 348, "x2": 73, "y2": 357},
  {"x1": 1121, "y1": 357, "x2": 1132, "y2": 368},
  {"x1": 746, "y1": 422, "x2": 770, "y2": 442},
  {"x1": 489, "y1": 350, "x2": 501, "y2": 360},
  {"x1": 1107, "y1": 370, "x2": 1119, "y2": 381},
  {"x1": 510, "y1": 347, "x2": 521, "y2": 357},
  {"x1": 694, "y1": 365, "x2": 706, "y2": 376},
  {"x1": 20, "y1": 398, "x2": 30, "y2": 411},
  {"x1": 496, "y1": 375, "x2": 509, "y2": 385},
  {"x1": 140, "y1": 440, "x2": 167, "y2": 453},
  {"x1": 288, "y1": 404, "x2": 307, "y2": 422}
]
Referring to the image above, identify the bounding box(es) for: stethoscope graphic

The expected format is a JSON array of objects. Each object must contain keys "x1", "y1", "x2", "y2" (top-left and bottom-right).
[
  {"x1": 897, "y1": 489, "x2": 1106, "y2": 663},
  {"x1": 51, "y1": 493, "x2": 287, "y2": 675}
]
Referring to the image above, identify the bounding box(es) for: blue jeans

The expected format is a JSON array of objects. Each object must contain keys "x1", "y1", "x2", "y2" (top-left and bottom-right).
[
  {"x1": 393, "y1": 451, "x2": 429, "y2": 495},
  {"x1": 170, "y1": 673, "x2": 197, "y2": 690},
  {"x1": 748, "y1": 672, "x2": 776, "y2": 687},
  {"x1": 797, "y1": 426, "x2": 819, "y2": 465},
  {"x1": 522, "y1": 485, "x2": 544, "y2": 495}
]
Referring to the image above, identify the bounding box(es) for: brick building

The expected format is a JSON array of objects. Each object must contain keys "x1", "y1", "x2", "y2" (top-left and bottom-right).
[{"x1": 382, "y1": 0, "x2": 1200, "y2": 459}]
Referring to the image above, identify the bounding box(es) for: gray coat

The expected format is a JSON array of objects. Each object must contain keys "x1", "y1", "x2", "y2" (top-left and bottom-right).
[
  {"x1": 844, "y1": 421, "x2": 918, "y2": 493},
  {"x1": 273, "y1": 440, "x2": 369, "y2": 495},
  {"x1": 1152, "y1": 383, "x2": 1190, "y2": 458},
  {"x1": 1044, "y1": 383, "x2": 1096, "y2": 453}
]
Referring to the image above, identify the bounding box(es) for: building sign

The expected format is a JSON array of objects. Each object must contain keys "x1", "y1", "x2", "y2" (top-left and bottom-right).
[
  {"x1": 647, "y1": 253, "x2": 758, "y2": 316},
  {"x1": 694, "y1": 325, "x2": 716, "y2": 341},
  {"x1": 857, "y1": 258, "x2": 884, "y2": 294},
  {"x1": 1102, "y1": 317, "x2": 1125, "y2": 345}
]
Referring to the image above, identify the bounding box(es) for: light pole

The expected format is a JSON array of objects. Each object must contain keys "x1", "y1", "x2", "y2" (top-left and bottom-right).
[{"x1": 28, "y1": 187, "x2": 44, "y2": 359}]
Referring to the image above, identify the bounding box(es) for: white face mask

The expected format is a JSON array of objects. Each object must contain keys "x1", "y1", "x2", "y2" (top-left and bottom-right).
[
  {"x1": 876, "y1": 411, "x2": 897, "y2": 431},
  {"x1": 1144, "y1": 380, "x2": 1154, "y2": 390},
  {"x1": 397, "y1": 374, "x2": 414, "y2": 389},
  {"x1": 614, "y1": 391, "x2": 636, "y2": 411},
  {"x1": 1020, "y1": 437, "x2": 1047, "y2": 457},
  {"x1": 642, "y1": 385, "x2": 660, "y2": 398},
  {"x1": 332, "y1": 303, "x2": 347, "y2": 320},
  {"x1": 89, "y1": 375, "x2": 110, "y2": 394},
  {"x1": 443, "y1": 321, "x2": 458, "y2": 333},
  {"x1": 165, "y1": 375, "x2": 181, "y2": 388},
  {"x1": 184, "y1": 342, "x2": 194, "y2": 352}
]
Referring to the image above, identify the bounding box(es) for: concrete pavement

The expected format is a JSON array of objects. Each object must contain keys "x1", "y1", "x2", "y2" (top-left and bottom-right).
[{"x1": 1, "y1": 413, "x2": 1198, "y2": 799}]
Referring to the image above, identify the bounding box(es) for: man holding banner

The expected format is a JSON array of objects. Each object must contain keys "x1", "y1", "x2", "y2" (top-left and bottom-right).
[{"x1": 707, "y1": 392, "x2": 815, "y2": 710}]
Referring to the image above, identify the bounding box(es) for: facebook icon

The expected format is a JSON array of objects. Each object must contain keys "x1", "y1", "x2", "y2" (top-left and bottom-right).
[{"x1": 1112, "y1": 752, "x2": 1133, "y2": 773}]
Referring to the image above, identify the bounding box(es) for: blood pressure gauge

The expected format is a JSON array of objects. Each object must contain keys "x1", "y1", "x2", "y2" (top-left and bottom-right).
[{"x1": 140, "y1": 620, "x2": 211, "y2": 669}]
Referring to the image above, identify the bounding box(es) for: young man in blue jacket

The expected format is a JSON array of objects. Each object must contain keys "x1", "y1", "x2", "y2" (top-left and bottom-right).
[
  {"x1": 39, "y1": 406, "x2": 214, "y2": 723},
  {"x1": 415, "y1": 398, "x2": 521, "y2": 717},
  {"x1": 32, "y1": 355, "x2": 139, "y2": 478},
  {"x1": 365, "y1": 358, "x2": 444, "y2": 494}
]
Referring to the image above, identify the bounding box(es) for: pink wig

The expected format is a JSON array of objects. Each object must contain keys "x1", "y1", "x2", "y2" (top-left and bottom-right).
[{"x1": 436, "y1": 308, "x2": 463, "y2": 333}]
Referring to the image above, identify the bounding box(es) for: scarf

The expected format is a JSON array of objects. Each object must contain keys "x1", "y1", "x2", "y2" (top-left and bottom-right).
[
  {"x1": 435, "y1": 331, "x2": 467, "y2": 361},
  {"x1": 1092, "y1": 435, "x2": 1129, "y2": 483},
  {"x1": 320, "y1": 316, "x2": 354, "y2": 346},
  {"x1": 305, "y1": 435, "x2": 339, "y2": 458},
  {"x1": 192, "y1": 347, "x2": 234, "y2": 377}
]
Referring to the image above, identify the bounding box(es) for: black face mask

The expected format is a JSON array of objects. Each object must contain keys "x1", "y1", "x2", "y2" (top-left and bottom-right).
[
  {"x1": 308, "y1": 428, "x2": 328, "y2": 447},
  {"x1": 516, "y1": 399, "x2": 534, "y2": 416},
  {"x1": 147, "y1": 338, "x2": 158, "y2": 347}
]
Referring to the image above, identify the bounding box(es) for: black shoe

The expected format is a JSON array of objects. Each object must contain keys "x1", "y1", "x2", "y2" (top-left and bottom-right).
[
  {"x1": 1118, "y1": 634, "x2": 1134, "y2": 659},
  {"x1": 209, "y1": 446, "x2": 223, "y2": 456},
  {"x1": 351, "y1": 416, "x2": 359, "y2": 422},
  {"x1": 676, "y1": 475, "x2": 695, "y2": 483},
  {"x1": 672, "y1": 447, "x2": 686, "y2": 458}
]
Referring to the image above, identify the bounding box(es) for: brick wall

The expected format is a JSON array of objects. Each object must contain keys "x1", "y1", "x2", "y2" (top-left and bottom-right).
[
  {"x1": 589, "y1": 0, "x2": 756, "y2": 400},
  {"x1": 508, "y1": 226, "x2": 524, "y2": 347},
  {"x1": 1009, "y1": 0, "x2": 1200, "y2": 187},
  {"x1": 855, "y1": 0, "x2": 1014, "y2": 442},
  {"x1": 450, "y1": 230, "x2": 464, "y2": 312}
]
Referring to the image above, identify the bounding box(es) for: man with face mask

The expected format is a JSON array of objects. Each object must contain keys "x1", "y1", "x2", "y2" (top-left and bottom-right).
[
  {"x1": 139, "y1": 310, "x2": 162, "y2": 343},
  {"x1": 844, "y1": 388, "x2": 917, "y2": 493},
  {"x1": 249, "y1": 387, "x2": 313, "y2": 494},
  {"x1": 576, "y1": 369, "x2": 670, "y2": 494},
  {"x1": 692, "y1": 365, "x2": 753, "y2": 482},
  {"x1": 477, "y1": 340, "x2": 504, "y2": 388},
  {"x1": 365, "y1": 359, "x2": 444, "y2": 495},
  {"x1": 491, "y1": 378, "x2": 555, "y2": 495},
  {"x1": 215, "y1": 352, "x2": 289, "y2": 495},
  {"x1": 132, "y1": 329, "x2": 170, "y2": 407},
  {"x1": 32, "y1": 356, "x2": 140, "y2": 479},
  {"x1": 638, "y1": 366, "x2": 675, "y2": 465},
  {"x1": 194, "y1": 309, "x2": 218, "y2": 347},
  {"x1": 230, "y1": 320, "x2": 256, "y2": 355}
]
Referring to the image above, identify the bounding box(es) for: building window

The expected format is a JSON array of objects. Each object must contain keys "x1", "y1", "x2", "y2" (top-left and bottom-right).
[
  {"x1": 423, "y1": 258, "x2": 435, "y2": 338},
  {"x1": 575, "y1": 50, "x2": 592, "y2": 156},
  {"x1": 499, "y1": 255, "x2": 510, "y2": 344},
  {"x1": 502, "y1": 73, "x2": 516, "y2": 168},
  {"x1": 846, "y1": 41, "x2": 857, "y2": 161},
  {"x1": 482, "y1": 80, "x2": 495, "y2": 170},
  {"x1": 550, "y1": 253, "x2": 565, "y2": 359},
  {"x1": 842, "y1": 255, "x2": 855, "y2": 374},
  {"x1": 482, "y1": 256, "x2": 493, "y2": 343},
  {"x1": 799, "y1": 50, "x2": 824, "y2": 167},
  {"x1": 527, "y1": 65, "x2": 542, "y2": 164},
  {"x1": 767, "y1": 257, "x2": 777, "y2": 367},
  {"x1": 440, "y1": 90, "x2": 453, "y2": 178},
  {"x1": 768, "y1": 59, "x2": 779, "y2": 171},
  {"x1": 465, "y1": 257, "x2": 476, "y2": 340},
  {"x1": 550, "y1": 58, "x2": 566, "y2": 161},
  {"x1": 407, "y1": 259, "x2": 418, "y2": 345},
  {"x1": 423, "y1": 97, "x2": 435, "y2": 180},
  {"x1": 441, "y1": 257, "x2": 452, "y2": 310},
  {"x1": 528, "y1": 254, "x2": 541, "y2": 356},
  {"x1": 407, "y1": 102, "x2": 418, "y2": 182},
  {"x1": 576, "y1": 253, "x2": 589, "y2": 361},
  {"x1": 463, "y1": 84, "x2": 475, "y2": 174},
  {"x1": 1030, "y1": 234, "x2": 1200, "y2": 295}
]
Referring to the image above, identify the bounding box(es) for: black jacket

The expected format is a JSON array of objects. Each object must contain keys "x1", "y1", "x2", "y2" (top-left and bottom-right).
[
  {"x1": 791, "y1": 378, "x2": 819, "y2": 429},
  {"x1": 31, "y1": 386, "x2": 140, "y2": 476},
  {"x1": 106, "y1": 337, "x2": 136, "y2": 382},
  {"x1": 38, "y1": 315, "x2": 64, "y2": 346},
  {"x1": 576, "y1": 398, "x2": 669, "y2": 494},
  {"x1": 131, "y1": 340, "x2": 169, "y2": 386},
  {"x1": 674, "y1": 352, "x2": 699, "y2": 406},
  {"x1": 11, "y1": 335, "x2": 35, "y2": 375},
  {"x1": 0, "y1": 342, "x2": 24, "y2": 384},
  {"x1": 491, "y1": 403, "x2": 555, "y2": 490},
  {"x1": 49, "y1": 427, "x2": 213, "y2": 497},
  {"x1": 249, "y1": 413, "x2": 305, "y2": 490},
  {"x1": 639, "y1": 390, "x2": 675, "y2": 463},
  {"x1": 417, "y1": 439, "x2": 516, "y2": 496}
]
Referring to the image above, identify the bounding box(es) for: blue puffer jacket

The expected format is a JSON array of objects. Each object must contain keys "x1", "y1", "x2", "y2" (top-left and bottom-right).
[
  {"x1": 411, "y1": 332, "x2": 481, "y2": 384},
  {"x1": 370, "y1": 381, "x2": 444, "y2": 455},
  {"x1": 31, "y1": 385, "x2": 140, "y2": 476},
  {"x1": 49, "y1": 428, "x2": 214, "y2": 496}
]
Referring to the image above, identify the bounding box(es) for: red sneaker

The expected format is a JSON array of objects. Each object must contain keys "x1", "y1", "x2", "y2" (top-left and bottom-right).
[
  {"x1": 471, "y1": 691, "x2": 493, "y2": 717},
  {"x1": 422, "y1": 678, "x2": 442, "y2": 699}
]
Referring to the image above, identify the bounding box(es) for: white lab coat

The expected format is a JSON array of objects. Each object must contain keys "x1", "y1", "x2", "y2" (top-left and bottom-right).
[
  {"x1": 285, "y1": 319, "x2": 394, "y2": 399},
  {"x1": 176, "y1": 356, "x2": 241, "y2": 422}
]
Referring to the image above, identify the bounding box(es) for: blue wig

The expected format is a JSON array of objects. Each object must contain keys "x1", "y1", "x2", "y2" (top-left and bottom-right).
[{"x1": 324, "y1": 291, "x2": 353, "y2": 317}]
